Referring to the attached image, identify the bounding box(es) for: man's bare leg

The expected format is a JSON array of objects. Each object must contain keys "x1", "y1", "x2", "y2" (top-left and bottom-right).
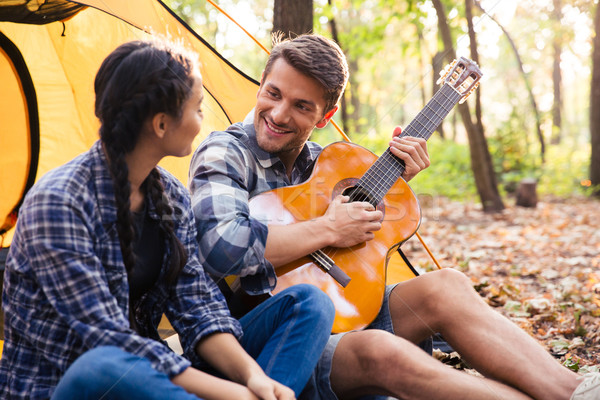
[
  {"x1": 387, "y1": 268, "x2": 580, "y2": 400},
  {"x1": 330, "y1": 329, "x2": 533, "y2": 399}
]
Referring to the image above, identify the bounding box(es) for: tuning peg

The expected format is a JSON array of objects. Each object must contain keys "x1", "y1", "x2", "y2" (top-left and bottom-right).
[
  {"x1": 436, "y1": 59, "x2": 458, "y2": 85},
  {"x1": 459, "y1": 82, "x2": 480, "y2": 104}
]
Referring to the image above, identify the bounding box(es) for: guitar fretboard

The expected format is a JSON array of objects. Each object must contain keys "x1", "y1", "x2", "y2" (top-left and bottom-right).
[{"x1": 352, "y1": 83, "x2": 463, "y2": 205}]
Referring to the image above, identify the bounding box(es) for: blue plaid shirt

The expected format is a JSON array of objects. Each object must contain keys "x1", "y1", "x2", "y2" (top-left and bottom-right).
[
  {"x1": 0, "y1": 141, "x2": 242, "y2": 400},
  {"x1": 189, "y1": 112, "x2": 322, "y2": 294}
]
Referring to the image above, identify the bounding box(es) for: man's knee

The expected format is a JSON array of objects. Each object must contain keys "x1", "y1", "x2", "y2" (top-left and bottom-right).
[
  {"x1": 417, "y1": 268, "x2": 477, "y2": 311},
  {"x1": 347, "y1": 330, "x2": 416, "y2": 376}
]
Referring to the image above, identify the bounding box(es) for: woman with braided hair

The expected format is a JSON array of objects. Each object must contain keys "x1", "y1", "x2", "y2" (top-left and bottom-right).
[{"x1": 0, "y1": 38, "x2": 334, "y2": 400}]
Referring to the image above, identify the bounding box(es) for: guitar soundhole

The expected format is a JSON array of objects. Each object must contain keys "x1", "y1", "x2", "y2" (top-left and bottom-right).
[
  {"x1": 342, "y1": 186, "x2": 374, "y2": 205},
  {"x1": 333, "y1": 178, "x2": 385, "y2": 215}
]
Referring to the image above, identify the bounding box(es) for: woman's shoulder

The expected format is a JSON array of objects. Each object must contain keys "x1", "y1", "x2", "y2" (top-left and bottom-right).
[{"x1": 27, "y1": 148, "x2": 96, "y2": 204}]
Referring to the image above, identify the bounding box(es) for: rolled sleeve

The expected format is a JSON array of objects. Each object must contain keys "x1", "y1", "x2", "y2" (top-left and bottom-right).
[{"x1": 189, "y1": 133, "x2": 276, "y2": 293}]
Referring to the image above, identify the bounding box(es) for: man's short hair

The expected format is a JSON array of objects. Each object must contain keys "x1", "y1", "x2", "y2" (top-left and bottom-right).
[{"x1": 264, "y1": 34, "x2": 349, "y2": 114}]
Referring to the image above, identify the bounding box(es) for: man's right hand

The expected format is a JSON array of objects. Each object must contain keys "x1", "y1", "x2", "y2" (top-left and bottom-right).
[{"x1": 320, "y1": 195, "x2": 383, "y2": 248}]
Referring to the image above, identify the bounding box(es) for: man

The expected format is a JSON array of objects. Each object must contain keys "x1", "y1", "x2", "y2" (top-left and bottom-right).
[{"x1": 189, "y1": 34, "x2": 599, "y2": 400}]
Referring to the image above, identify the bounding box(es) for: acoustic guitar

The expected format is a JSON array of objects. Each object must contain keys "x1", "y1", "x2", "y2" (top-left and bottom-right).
[{"x1": 248, "y1": 57, "x2": 482, "y2": 333}]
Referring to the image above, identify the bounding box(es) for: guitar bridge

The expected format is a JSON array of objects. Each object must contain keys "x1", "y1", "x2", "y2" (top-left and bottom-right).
[{"x1": 310, "y1": 250, "x2": 351, "y2": 288}]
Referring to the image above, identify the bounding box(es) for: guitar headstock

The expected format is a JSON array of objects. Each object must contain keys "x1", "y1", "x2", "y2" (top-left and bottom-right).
[{"x1": 436, "y1": 57, "x2": 482, "y2": 104}]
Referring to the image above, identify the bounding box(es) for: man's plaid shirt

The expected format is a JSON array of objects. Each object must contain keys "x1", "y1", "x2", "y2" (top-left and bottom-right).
[
  {"x1": 189, "y1": 112, "x2": 322, "y2": 294},
  {"x1": 0, "y1": 141, "x2": 241, "y2": 400}
]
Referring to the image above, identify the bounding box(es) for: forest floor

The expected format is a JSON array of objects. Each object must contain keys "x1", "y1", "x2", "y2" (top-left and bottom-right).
[{"x1": 402, "y1": 195, "x2": 600, "y2": 374}]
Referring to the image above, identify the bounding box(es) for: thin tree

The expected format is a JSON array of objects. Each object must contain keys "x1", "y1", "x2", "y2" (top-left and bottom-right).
[
  {"x1": 591, "y1": 1, "x2": 600, "y2": 197},
  {"x1": 432, "y1": 0, "x2": 504, "y2": 212},
  {"x1": 327, "y1": 0, "x2": 350, "y2": 133},
  {"x1": 551, "y1": 0, "x2": 563, "y2": 145},
  {"x1": 474, "y1": 0, "x2": 545, "y2": 164},
  {"x1": 273, "y1": 0, "x2": 313, "y2": 39}
]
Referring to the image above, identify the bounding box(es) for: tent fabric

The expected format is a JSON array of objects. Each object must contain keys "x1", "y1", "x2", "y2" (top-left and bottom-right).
[
  {"x1": 0, "y1": 0, "x2": 260, "y2": 247},
  {"x1": 0, "y1": 30, "x2": 39, "y2": 239},
  {"x1": 0, "y1": 0, "x2": 85, "y2": 25}
]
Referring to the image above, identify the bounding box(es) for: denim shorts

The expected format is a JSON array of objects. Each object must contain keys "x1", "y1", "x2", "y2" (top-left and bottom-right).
[{"x1": 299, "y1": 284, "x2": 432, "y2": 400}]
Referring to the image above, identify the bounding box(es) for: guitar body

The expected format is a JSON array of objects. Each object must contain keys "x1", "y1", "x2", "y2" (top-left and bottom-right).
[{"x1": 249, "y1": 141, "x2": 421, "y2": 333}]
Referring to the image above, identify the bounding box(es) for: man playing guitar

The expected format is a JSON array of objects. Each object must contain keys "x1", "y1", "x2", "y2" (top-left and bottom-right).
[{"x1": 189, "y1": 33, "x2": 596, "y2": 400}]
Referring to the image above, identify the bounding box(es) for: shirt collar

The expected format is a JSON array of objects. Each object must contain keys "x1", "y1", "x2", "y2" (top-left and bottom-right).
[
  {"x1": 90, "y1": 141, "x2": 160, "y2": 227},
  {"x1": 90, "y1": 141, "x2": 118, "y2": 227}
]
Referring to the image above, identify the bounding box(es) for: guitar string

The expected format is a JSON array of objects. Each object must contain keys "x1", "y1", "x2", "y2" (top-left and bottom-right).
[
  {"x1": 350, "y1": 85, "x2": 461, "y2": 204},
  {"x1": 356, "y1": 68, "x2": 474, "y2": 202},
  {"x1": 367, "y1": 96, "x2": 454, "y2": 202},
  {"x1": 372, "y1": 88, "x2": 459, "y2": 191},
  {"x1": 312, "y1": 85, "x2": 463, "y2": 271},
  {"x1": 332, "y1": 87, "x2": 460, "y2": 256},
  {"x1": 311, "y1": 249, "x2": 333, "y2": 270},
  {"x1": 354, "y1": 86, "x2": 458, "y2": 200}
]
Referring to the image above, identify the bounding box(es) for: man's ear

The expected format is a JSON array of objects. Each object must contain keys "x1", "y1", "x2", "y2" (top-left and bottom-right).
[
  {"x1": 316, "y1": 105, "x2": 339, "y2": 129},
  {"x1": 257, "y1": 71, "x2": 265, "y2": 99},
  {"x1": 152, "y1": 113, "x2": 168, "y2": 139}
]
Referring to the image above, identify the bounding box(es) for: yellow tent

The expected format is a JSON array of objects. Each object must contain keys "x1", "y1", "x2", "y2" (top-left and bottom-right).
[
  {"x1": 0, "y1": 1, "x2": 425, "y2": 349},
  {"x1": 0, "y1": 0, "x2": 259, "y2": 248}
]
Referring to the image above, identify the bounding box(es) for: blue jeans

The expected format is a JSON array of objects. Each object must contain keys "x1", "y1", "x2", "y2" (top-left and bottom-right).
[
  {"x1": 52, "y1": 284, "x2": 334, "y2": 399},
  {"x1": 239, "y1": 284, "x2": 335, "y2": 396},
  {"x1": 51, "y1": 346, "x2": 199, "y2": 400}
]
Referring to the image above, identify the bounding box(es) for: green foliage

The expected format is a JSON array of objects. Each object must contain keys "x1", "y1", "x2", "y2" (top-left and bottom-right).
[
  {"x1": 487, "y1": 111, "x2": 541, "y2": 194},
  {"x1": 563, "y1": 356, "x2": 581, "y2": 372},
  {"x1": 409, "y1": 137, "x2": 478, "y2": 200},
  {"x1": 537, "y1": 145, "x2": 591, "y2": 197},
  {"x1": 486, "y1": 103, "x2": 591, "y2": 198}
]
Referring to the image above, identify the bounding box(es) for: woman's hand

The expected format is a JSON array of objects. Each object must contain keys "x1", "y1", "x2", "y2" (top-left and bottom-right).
[{"x1": 247, "y1": 373, "x2": 296, "y2": 400}]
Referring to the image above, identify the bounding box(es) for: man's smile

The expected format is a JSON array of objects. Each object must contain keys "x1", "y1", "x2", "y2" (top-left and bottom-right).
[{"x1": 264, "y1": 117, "x2": 293, "y2": 136}]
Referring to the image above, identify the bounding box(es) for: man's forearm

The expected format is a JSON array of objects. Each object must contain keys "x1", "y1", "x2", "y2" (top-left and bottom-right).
[{"x1": 265, "y1": 218, "x2": 334, "y2": 268}]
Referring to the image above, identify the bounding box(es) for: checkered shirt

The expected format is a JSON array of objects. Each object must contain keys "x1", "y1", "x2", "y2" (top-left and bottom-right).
[{"x1": 0, "y1": 141, "x2": 241, "y2": 400}]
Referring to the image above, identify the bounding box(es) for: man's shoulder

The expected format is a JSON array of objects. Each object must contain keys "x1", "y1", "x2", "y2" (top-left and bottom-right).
[
  {"x1": 196, "y1": 123, "x2": 255, "y2": 156},
  {"x1": 191, "y1": 123, "x2": 255, "y2": 168},
  {"x1": 205, "y1": 122, "x2": 249, "y2": 146}
]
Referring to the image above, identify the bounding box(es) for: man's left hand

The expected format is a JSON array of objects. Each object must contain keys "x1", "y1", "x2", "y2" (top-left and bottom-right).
[{"x1": 389, "y1": 126, "x2": 430, "y2": 182}]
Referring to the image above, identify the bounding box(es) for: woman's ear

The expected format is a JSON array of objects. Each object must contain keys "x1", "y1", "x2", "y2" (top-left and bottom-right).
[
  {"x1": 316, "y1": 105, "x2": 339, "y2": 129},
  {"x1": 152, "y1": 113, "x2": 168, "y2": 139}
]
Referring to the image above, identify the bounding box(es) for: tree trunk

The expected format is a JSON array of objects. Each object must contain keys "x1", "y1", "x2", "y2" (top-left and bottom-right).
[
  {"x1": 338, "y1": 58, "x2": 362, "y2": 136},
  {"x1": 327, "y1": 0, "x2": 349, "y2": 133},
  {"x1": 432, "y1": 0, "x2": 504, "y2": 212},
  {"x1": 591, "y1": 2, "x2": 600, "y2": 197},
  {"x1": 474, "y1": 0, "x2": 545, "y2": 164},
  {"x1": 551, "y1": 0, "x2": 563, "y2": 145},
  {"x1": 273, "y1": 0, "x2": 313, "y2": 39},
  {"x1": 516, "y1": 178, "x2": 538, "y2": 208}
]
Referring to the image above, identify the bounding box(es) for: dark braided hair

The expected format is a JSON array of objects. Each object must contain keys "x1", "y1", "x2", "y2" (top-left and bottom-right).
[{"x1": 94, "y1": 39, "x2": 197, "y2": 313}]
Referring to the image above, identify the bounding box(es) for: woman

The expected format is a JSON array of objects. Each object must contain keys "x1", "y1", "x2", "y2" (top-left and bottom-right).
[{"x1": 0, "y1": 39, "x2": 334, "y2": 399}]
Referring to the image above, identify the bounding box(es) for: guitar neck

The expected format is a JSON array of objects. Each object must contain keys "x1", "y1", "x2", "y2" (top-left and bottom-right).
[{"x1": 354, "y1": 83, "x2": 463, "y2": 205}]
